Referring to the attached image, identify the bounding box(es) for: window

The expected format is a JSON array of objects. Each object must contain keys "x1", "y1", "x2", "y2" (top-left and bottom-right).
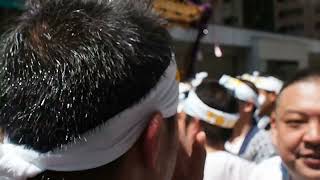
[
  {"x1": 277, "y1": 24, "x2": 304, "y2": 35},
  {"x1": 315, "y1": 22, "x2": 320, "y2": 30},
  {"x1": 278, "y1": 8, "x2": 303, "y2": 19},
  {"x1": 266, "y1": 60, "x2": 298, "y2": 81},
  {"x1": 315, "y1": 5, "x2": 320, "y2": 14},
  {"x1": 223, "y1": 16, "x2": 238, "y2": 25}
]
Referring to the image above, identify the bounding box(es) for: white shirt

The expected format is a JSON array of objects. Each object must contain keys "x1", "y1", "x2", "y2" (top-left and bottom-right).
[
  {"x1": 203, "y1": 151, "x2": 255, "y2": 180},
  {"x1": 224, "y1": 137, "x2": 244, "y2": 155},
  {"x1": 249, "y1": 156, "x2": 290, "y2": 180},
  {"x1": 241, "y1": 129, "x2": 276, "y2": 163},
  {"x1": 257, "y1": 116, "x2": 270, "y2": 129}
]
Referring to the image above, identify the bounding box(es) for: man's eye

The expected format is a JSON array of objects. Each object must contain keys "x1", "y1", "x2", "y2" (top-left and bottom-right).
[{"x1": 285, "y1": 119, "x2": 306, "y2": 128}]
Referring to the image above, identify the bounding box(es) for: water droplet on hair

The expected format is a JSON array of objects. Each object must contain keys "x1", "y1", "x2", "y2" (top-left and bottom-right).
[
  {"x1": 41, "y1": 99, "x2": 45, "y2": 106},
  {"x1": 43, "y1": 33, "x2": 52, "y2": 40}
]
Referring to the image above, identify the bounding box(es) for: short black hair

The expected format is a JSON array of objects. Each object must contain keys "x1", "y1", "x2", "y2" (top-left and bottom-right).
[
  {"x1": 195, "y1": 80, "x2": 236, "y2": 144},
  {"x1": 277, "y1": 68, "x2": 320, "y2": 109},
  {"x1": 0, "y1": 0, "x2": 173, "y2": 153},
  {"x1": 195, "y1": 80, "x2": 238, "y2": 114},
  {"x1": 200, "y1": 121, "x2": 232, "y2": 146}
]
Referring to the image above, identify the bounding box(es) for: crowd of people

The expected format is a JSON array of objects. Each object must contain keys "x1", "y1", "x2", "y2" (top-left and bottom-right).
[{"x1": 0, "y1": 0, "x2": 320, "y2": 180}]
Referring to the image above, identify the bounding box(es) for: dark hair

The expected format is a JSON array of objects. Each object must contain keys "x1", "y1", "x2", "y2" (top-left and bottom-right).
[
  {"x1": 0, "y1": 0, "x2": 172, "y2": 153},
  {"x1": 195, "y1": 80, "x2": 236, "y2": 145},
  {"x1": 195, "y1": 80, "x2": 238, "y2": 114},
  {"x1": 200, "y1": 121, "x2": 232, "y2": 145},
  {"x1": 276, "y1": 68, "x2": 320, "y2": 109}
]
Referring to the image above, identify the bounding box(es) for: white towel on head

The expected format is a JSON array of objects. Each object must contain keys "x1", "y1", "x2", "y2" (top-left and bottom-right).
[
  {"x1": 0, "y1": 61, "x2": 179, "y2": 180},
  {"x1": 255, "y1": 76, "x2": 283, "y2": 94},
  {"x1": 181, "y1": 90, "x2": 239, "y2": 129},
  {"x1": 219, "y1": 75, "x2": 258, "y2": 106}
]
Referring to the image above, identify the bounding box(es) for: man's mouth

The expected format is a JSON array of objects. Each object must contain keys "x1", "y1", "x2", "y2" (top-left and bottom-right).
[{"x1": 300, "y1": 154, "x2": 320, "y2": 169}]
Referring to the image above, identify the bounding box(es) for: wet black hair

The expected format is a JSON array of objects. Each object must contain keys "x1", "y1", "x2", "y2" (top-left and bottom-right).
[
  {"x1": 195, "y1": 80, "x2": 238, "y2": 114},
  {"x1": 0, "y1": 0, "x2": 172, "y2": 153},
  {"x1": 195, "y1": 80, "x2": 237, "y2": 145}
]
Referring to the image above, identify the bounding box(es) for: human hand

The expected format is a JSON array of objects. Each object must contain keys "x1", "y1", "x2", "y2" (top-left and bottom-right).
[{"x1": 172, "y1": 112, "x2": 206, "y2": 180}]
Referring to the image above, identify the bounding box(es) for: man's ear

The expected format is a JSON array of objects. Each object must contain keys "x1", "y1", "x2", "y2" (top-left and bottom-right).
[
  {"x1": 269, "y1": 92, "x2": 277, "y2": 103},
  {"x1": 143, "y1": 112, "x2": 164, "y2": 171},
  {"x1": 244, "y1": 102, "x2": 254, "y2": 113}
]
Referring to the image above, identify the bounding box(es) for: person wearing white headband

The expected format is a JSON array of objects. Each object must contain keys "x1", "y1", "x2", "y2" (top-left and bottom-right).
[
  {"x1": 180, "y1": 80, "x2": 255, "y2": 180},
  {"x1": 250, "y1": 68, "x2": 320, "y2": 180},
  {"x1": 240, "y1": 73, "x2": 284, "y2": 129},
  {"x1": 219, "y1": 75, "x2": 276, "y2": 163},
  {"x1": 0, "y1": 1, "x2": 206, "y2": 180},
  {"x1": 255, "y1": 76, "x2": 283, "y2": 130}
]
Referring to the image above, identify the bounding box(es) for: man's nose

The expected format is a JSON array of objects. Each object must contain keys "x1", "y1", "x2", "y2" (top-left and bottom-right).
[{"x1": 304, "y1": 119, "x2": 320, "y2": 145}]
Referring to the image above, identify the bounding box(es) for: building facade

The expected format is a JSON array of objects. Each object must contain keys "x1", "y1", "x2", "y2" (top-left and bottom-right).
[{"x1": 274, "y1": 0, "x2": 320, "y2": 39}]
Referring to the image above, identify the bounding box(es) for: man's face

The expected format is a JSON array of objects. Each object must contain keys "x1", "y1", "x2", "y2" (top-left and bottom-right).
[
  {"x1": 258, "y1": 89, "x2": 277, "y2": 115},
  {"x1": 237, "y1": 100, "x2": 254, "y2": 119},
  {"x1": 258, "y1": 90, "x2": 270, "y2": 109},
  {"x1": 274, "y1": 80, "x2": 320, "y2": 180}
]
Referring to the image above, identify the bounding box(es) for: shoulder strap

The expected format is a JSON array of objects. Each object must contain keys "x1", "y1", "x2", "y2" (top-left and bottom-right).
[{"x1": 238, "y1": 125, "x2": 259, "y2": 155}]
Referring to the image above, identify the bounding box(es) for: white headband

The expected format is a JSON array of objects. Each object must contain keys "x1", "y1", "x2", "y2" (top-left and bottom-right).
[
  {"x1": 219, "y1": 75, "x2": 258, "y2": 106},
  {"x1": 240, "y1": 74, "x2": 283, "y2": 94},
  {"x1": 178, "y1": 72, "x2": 208, "y2": 101},
  {"x1": 181, "y1": 90, "x2": 239, "y2": 129},
  {"x1": 255, "y1": 76, "x2": 283, "y2": 94},
  {"x1": 0, "y1": 61, "x2": 179, "y2": 180},
  {"x1": 239, "y1": 73, "x2": 258, "y2": 84},
  {"x1": 191, "y1": 72, "x2": 208, "y2": 87}
]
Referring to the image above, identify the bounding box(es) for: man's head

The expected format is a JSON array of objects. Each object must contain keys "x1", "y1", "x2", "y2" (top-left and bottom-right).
[
  {"x1": 0, "y1": 0, "x2": 179, "y2": 180},
  {"x1": 272, "y1": 68, "x2": 320, "y2": 180},
  {"x1": 219, "y1": 75, "x2": 258, "y2": 124},
  {"x1": 196, "y1": 81, "x2": 238, "y2": 147},
  {"x1": 255, "y1": 76, "x2": 283, "y2": 117},
  {"x1": 181, "y1": 80, "x2": 238, "y2": 147},
  {"x1": 237, "y1": 79, "x2": 258, "y2": 120},
  {"x1": 257, "y1": 89, "x2": 277, "y2": 116}
]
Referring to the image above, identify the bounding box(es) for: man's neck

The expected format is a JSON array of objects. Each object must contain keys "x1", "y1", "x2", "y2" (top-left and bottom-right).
[
  {"x1": 259, "y1": 104, "x2": 275, "y2": 117},
  {"x1": 230, "y1": 117, "x2": 252, "y2": 142},
  {"x1": 111, "y1": 144, "x2": 150, "y2": 180},
  {"x1": 205, "y1": 143, "x2": 225, "y2": 153}
]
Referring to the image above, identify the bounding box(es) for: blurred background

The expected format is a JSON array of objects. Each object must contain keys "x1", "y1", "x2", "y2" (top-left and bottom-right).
[{"x1": 1, "y1": 0, "x2": 320, "y2": 81}]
